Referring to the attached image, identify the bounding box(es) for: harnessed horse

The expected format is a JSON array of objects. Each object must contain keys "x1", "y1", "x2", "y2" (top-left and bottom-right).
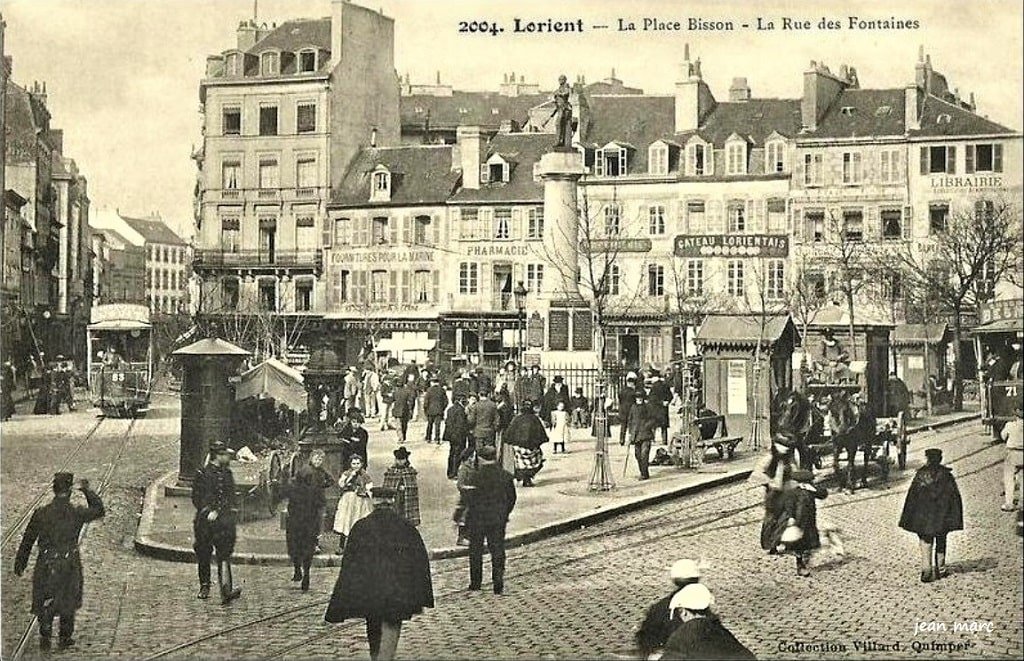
[
  {"x1": 826, "y1": 390, "x2": 877, "y2": 493},
  {"x1": 771, "y1": 389, "x2": 821, "y2": 470}
]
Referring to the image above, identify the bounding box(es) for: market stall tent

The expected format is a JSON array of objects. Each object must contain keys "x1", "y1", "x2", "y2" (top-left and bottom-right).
[{"x1": 235, "y1": 358, "x2": 306, "y2": 412}]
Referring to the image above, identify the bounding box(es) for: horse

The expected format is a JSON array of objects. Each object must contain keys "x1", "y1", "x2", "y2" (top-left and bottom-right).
[
  {"x1": 771, "y1": 389, "x2": 820, "y2": 470},
  {"x1": 826, "y1": 390, "x2": 878, "y2": 493}
]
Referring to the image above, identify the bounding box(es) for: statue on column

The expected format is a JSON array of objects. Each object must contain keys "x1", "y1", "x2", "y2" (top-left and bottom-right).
[{"x1": 546, "y1": 75, "x2": 576, "y2": 150}]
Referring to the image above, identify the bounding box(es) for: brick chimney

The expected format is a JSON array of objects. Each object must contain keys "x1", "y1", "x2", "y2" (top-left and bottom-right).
[
  {"x1": 904, "y1": 84, "x2": 921, "y2": 131},
  {"x1": 728, "y1": 77, "x2": 751, "y2": 102},
  {"x1": 457, "y1": 126, "x2": 485, "y2": 189},
  {"x1": 675, "y1": 44, "x2": 716, "y2": 132},
  {"x1": 237, "y1": 20, "x2": 258, "y2": 51},
  {"x1": 801, "y1": 61, "x2": 849, "y2": 131}
]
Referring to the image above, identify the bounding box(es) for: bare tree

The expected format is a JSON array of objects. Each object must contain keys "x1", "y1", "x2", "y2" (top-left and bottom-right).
[
  {"x1": 785, "y1": 252, "x2": 829, "y2": 386},
  {"x1": 890, "y1": 198, "x2": 1022, "y2": 410},
  {"x1": 668, "y1": 260, "x2": 730, "y2": 359}
]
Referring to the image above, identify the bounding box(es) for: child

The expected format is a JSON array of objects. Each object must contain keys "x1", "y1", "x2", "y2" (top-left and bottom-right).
[
  {"x1": 550, "y1": 400, "x2": 570, "y2": 453},
  {"x1": 569, "y1": 387, "x2": 589, "y2": 428},
  {"x1": 899, "y1": 448, "x2": 964, "y2": 582},
  {"x1": 332, "y1": 455, "x2": 374, "y2": 554},
  {"x1": 382, "y1": 446, "x2": 420, "y2": 526},
  {"x1": 775, "y1": 469, "x2": 827, "y2": 577}
]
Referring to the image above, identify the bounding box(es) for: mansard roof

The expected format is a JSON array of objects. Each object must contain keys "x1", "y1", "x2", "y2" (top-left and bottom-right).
[
  {"x1": 911, "y1": 93, "x2": 1017, "y2": 138},
  {"x1": 332, "y1": 145, "x2": 459, "y2": 207},
  {"x1": 400, "y1": 91, "x2": 548, "y2": 132},
  {"x1": 805, "y1": 88, "x2": 907, "y2": 139},
  {"x1": 449, "y1": 132, "x2": 551, "y2": 203}
]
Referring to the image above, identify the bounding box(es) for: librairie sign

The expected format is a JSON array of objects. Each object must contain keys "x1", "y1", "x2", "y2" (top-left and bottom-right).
[{"x1": 673, "y1": 234, "x2": 789, "y2": 258}]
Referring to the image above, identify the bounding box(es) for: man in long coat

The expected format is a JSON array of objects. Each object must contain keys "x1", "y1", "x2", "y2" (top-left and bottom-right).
[
  {"x1": 192, "y1": 441, "x2": 242, "y2": 603},
  {"x1": 287, "y1": 450, "x2": 333, "y2": 591},
  {"x1": 617, "y1": 374, "x2": 638, "y2": 445},
  {"x1": 423, "y1": 377, "x2": 449, "y2": 444},
  {"x1": 467, "y1": 390, "x2": 500, "y2": 448},
  {"x1": 541, "y1": 375, "x2": 572, "y2": 426},
  {"x1": 464, "y1": 445, "x2": 517, "y2": 593},
  {"x1": 444, "y1": 394, "x2": 471, "y2": 479},
  {"x1": 14, "y1": 473, "x2": 105, "y2": 650},
  {"x1": 325, "y1": 487, "x2": 433, "y2": 661}
]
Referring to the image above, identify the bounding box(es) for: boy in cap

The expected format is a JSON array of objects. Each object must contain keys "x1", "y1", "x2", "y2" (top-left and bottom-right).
[
  {"x1": 634, "y1": 559, "x2": 706, "y2": 659},
  {"x1": 326, "y1": 487, "x2": 434, "y2": 661},
  {"x1": 192, "y1": 441, "x2": 242, "y2": 603},
  {"x1": 899, "y1": 448, "x2": 964, "y2": 582},
  {"x1": 14, "y1": 472, "x2": 105, "y2": 650},
  {"x1": 662, "y1": 584, "x2": 754, "y2": 660},
  {"x1": 382, "y1": 447, "x2": 421, "y2": 526}
]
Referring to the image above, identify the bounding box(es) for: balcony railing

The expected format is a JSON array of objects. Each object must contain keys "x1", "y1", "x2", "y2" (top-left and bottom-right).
[{"x1": 194, "y1": 249, "x2": 322, "y2": 269}]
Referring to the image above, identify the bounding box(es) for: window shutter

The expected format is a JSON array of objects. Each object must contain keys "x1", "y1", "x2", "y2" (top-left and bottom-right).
[
  {"x1": 326, "y1": 269, "x2": 338, "y2": 306},
  {"x1": 866, "y1": 207, "x2": 880, "y2": 241},
  {"x1": 451, "y1": 207, "x2": 461, "y2": 240},
  {"x1": 677, "y1": 200, "x2": 689, "y2": 234},
  {"x1": 903, "y1": 206, "x2": 912, "y2": 240},
  {"x1": 749, "y1": 199, "x2": 763, "y2": 233},
  {"x1": 707, "y1": 200, "x2": 724, "y2": 233},
  {"x1": 707, "y1": 147, "x2": 716, "y2": 176},
  {"x1": 399, "y1": 269, "x2": 410, "y2": 303},
  {"x1": 994, "y1": 144, "x2": 1003, "y2": 172},
  {"x1": 431, "y1": 270, "x2": 440, "y2": 304},
  {"x1": 480, "y1": 164, "x2": 490, "y2": 184},
  {"x1": 793, "y1": 209, "x2": 804, "y2": 243},
  {"x1": 965, "y1": 145, "x2": 975, "y2": 174},
  {"x1": 479, "y1": 262, "x2": 491, "y2": 301},
  {"x1": 512, "y1": 208, "x2": 523, "y2": 240},
  {"x1": 479, "y1": 208, "x2": 493, "y2": 239},
  {"x1": 389, "y1": 270, "x2": 398, "y2": 302},
  {"x1": 356, "y1": 217, "x2": 368, "y2": 246},
  {"x1": 432, "y1": 214, "x2": 441, "y2": 246},
  {"x1": 946, "y1": 146, "x2": 956, "y2": 174},
  {"x1": 402, "y1": 215, "x2": 412, "y2": 244},
  {"x1": 920, "y1": 146, "x2": 929, "y2": 175},
  {"x1": 595, "y1": 150, "x2": 604, "y2": 177}
]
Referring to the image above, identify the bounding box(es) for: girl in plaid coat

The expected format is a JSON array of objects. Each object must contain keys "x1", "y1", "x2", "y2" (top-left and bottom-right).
[{"x1": 382, "y1": 447, "x2": 420, "y2": 526}]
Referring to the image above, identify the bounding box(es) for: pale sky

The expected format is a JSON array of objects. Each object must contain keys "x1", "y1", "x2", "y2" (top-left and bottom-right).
[{"x1": 4, "y1": 0, "x2": 1022, "y2": 241}]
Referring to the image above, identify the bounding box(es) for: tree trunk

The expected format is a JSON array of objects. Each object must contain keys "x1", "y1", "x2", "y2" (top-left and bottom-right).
[
  {"x1": 952, "y1": 311, "x2": 964, "y2": 412},
  {"x1": 846, "y1": 291, "x2": 857, "y2": 360}
]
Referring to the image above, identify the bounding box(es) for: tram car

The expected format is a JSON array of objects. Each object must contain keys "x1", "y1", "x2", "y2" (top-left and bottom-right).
[
  {"x1": 974, "y1": 299, "x2": 1024, "y2": 440},
  {"x1": 87, "y1": 303, "x2": 154, "y2": 418}
]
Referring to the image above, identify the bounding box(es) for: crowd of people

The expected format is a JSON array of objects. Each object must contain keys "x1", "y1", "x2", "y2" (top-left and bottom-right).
[{"x1": 1, "y1": 353, "x2": 78, "y2": 420}]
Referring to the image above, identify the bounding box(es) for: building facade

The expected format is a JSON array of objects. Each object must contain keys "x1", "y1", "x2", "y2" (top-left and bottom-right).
[
  {"x1": 120, "y1": 214, "x2": 189, "y2": 315},
  {"x1": 93, "y1": 227, "x2": 146, "y2": 306}
]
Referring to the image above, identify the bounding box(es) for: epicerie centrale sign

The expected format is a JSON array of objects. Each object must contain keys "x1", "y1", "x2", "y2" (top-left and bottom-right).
[{"x1": 673, "y1": 234, "x2": 789, "y2": 258}]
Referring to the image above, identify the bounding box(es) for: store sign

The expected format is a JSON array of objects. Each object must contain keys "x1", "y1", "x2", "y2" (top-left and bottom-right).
[
  {"x1": 465, "y1": 243, "x2": 532, "y2": 257},
  {"x1": 673, "y1": 234, "x2": 789, "y2": 258},
  {"x1": 527, "y1": 312, "x2": 545, "y2": 348},
  {"x1": 979, "y1": 299, "x2": 1024, "y2": 324},
  {"x1": 589, "y1": 238, "x2": 653, "y2": 253},
  {"x1": 330, "y1": 249, "x2": 434, "y2": 265},
  {"x1": 929, "y1": 175, "x2": 1004, "y2": 192},
  {"x1": 334, "y1": 303, "x2": 427, "y2": 314}
]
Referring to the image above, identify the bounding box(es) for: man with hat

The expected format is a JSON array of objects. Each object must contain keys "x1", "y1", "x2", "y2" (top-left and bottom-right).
[
  {"x1": 634, "y1": 559, "x2": 706, "y2": 659},
  {"x1": 325, "y1": 486, "x2": 434, "y2": 661},
  {"x1": 523, "y1": 364, "x2": 546, "y2": 411},
  {"x1": 648, "y1": 370, "x2": 673, "y2": 445},
  {"x1": 1, "y1": 358, "x2": 16, "y2": 420},
  {"x1": 392, "y1": 374, "x2": 417, "y2": 444},
  {"x1": 343, "y1": 366, "x2": 361, "y2": 417},
  {"x1": 625, "y1": 391, "x2": 657, "y2": 480},
  {"x1": 464, "y1": 444, "x2": 517, "y2": 594},
  {"x1": 14, "y1": 472, "x2": 105, "y2": 650},
  {"x1": 541, "y1": 374, "x2": 571, "y2": 427},
  {"x1": 662, "y1": 584, "x2": 754, "y2": 660},
  {"x1": 444, "y1": 392, "x2": 471, "y2": 479},
  {"x1": 423, "y1": 376, "x2": 449, "y2": 445},
  {"x1": 382, "y1": 447, "x2": 421, "y2": 526},
  {"x1": 467, "y1": 389, "x2": 500, "y2": 448},
  {"x1": 618, "y1": 372, "x2": 638, "y2": 446},
  {"x1": 191, "y1": 441, "x2": 242, "y2": 603},
  {"x1": 338, "y1": 407, "x2": 369, "y2": 469}
]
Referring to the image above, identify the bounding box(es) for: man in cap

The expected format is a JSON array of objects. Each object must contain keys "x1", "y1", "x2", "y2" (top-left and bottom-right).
[
  {"x1": 634, "y1": 559, "x2": 705, "y2": 659},
  {"x1": 392, "y1": 374, "x2": 417, "y2": 444},
  {"x1": 325, "y1": 487, "x2": 434, "y2": 661},
  {"x1": 192, "y1": 441, "x2": 242, "y2": 603},
  {"x1": 662, "y1": 584, "x2": 754, "y2": 660},
  {"x1": 382, "y1": 447, "x2": 421, "y2": 526},
  {"x1": 14, "y1": 473, "x2": 105, "y2": 650},
  {"x1": 467, "y1": 389, "x2": 499, "y2": 448},
  {"x1": 444, "y1": 393, "x2": 471, "y2": 479},
  {"x1": 464, "y1": 444, "x2": 516, "y2": 594},
  {"x1": 423, "y1": 376, "x2": 449, "y2": 444}
]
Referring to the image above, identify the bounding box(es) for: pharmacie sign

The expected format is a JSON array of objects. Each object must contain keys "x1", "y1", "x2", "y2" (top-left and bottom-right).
[{"x1": 673, "y1": 234, "x2": 789, "y2": 258}]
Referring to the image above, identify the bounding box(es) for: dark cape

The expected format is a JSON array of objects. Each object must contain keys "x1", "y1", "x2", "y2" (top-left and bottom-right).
[
  {"x1": 661, "y1": 616, "x2": 756, "y2": 661},
  {"x1": 899, "y1": 464, "x2": 964, "y2": 536},
  {"x1": 286, "y1": 465, "x2": 330, "y2": 561},
  {"x1": 503, "y1": 411, "x2": 549, "y2": 449},
  {"x1": 325, "y1": 507, "x2": 434, "y2": 623}
]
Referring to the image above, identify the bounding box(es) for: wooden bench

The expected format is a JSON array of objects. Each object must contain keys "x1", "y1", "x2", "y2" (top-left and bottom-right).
[{"x1": 693, "y1": 415, "x2": 744, "y2": 460}]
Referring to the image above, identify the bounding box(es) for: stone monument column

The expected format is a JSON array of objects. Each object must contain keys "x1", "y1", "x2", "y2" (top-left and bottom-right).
[{"x1": 538, "y1": 150, "x2": 586, "y2": 301}]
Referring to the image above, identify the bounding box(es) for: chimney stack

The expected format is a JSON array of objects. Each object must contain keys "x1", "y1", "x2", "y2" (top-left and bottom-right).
[
  {"x1": 904, "y1": 84, "x2": 921, "y2": 131},
  {"x1": 237, "y1": 19, "x2": 258, "y2": 51},
  {"x1": 801, "y1": 61, "x2": 849, "y2": 131},
  {"x1": 728, "y1": 77, "x2": 751, "y2": 102},
  {"x1": 435, "y1": 70, "x2": 441, "y2": 85},
  {"x1": 675, "y1": 44, "x2": 716, "y2": 132},
  {"x1": 370, "y1": 127, "x2": 378, "y2": 148},
  {"x1": 457, "y1": 126, "x2": 485, "y2": 190}
]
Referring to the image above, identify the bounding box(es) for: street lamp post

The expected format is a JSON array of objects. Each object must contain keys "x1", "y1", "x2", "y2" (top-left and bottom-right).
[{"x1": 513, "y1": 281, "x2": 527, "y2": 361}]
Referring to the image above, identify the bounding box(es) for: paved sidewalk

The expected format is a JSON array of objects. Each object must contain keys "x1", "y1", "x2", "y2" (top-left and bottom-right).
[{"x1": 134, "y1": 410, "x2": 982, "y2": 565}]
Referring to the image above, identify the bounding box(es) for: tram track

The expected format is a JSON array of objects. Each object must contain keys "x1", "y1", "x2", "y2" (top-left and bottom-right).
[
  {"x1": 9, "y1": 416, "x2": 139, "y2": 661},
  {"x1": 142, "y1": 425, "x2": 994, "y2": 660}
]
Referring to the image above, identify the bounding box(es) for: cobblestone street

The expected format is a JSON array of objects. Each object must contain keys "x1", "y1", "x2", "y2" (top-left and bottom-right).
[{"x1": 2, "y1": 393, "x2": 1020, "y2": 660}]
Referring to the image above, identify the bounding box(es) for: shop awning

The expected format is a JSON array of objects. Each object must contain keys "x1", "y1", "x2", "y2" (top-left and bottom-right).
[
  {"x1": 973, "y1": 319, "x2": 1024, "y2": 335},
  {"x1": 375, "y1": 338, "x2": 437, "y2": 353},
  {"x1": 235, "y1": 358, "x2": 306, "y2": 412},
  {"x1": 892, "y1": 323, "x2": 951, "y2": 347},
  {"x1": 87, "y1": 319, "x2": 152, "y2": 331},
  {"x1": 695, "y1": 314, "x2": 799, "y2": 348}
]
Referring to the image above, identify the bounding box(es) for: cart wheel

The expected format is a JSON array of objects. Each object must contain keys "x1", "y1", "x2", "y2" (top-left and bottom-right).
[{"x1": 267, "y1": 451, "x2": 283, "y2": 516}]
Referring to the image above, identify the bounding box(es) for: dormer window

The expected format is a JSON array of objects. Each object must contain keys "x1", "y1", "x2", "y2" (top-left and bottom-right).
[
  {"x1": 840, "y1": 106, "x2": 856, "y2": 116},
  {"x1": 260, "y1": 51, "x2": 279, "y2": 76},
  {"x1": 765, "y1": 139, "x2": 786, "y2": 174},
  {"x1": 484, "y1": 154, "x2": 511, "y2": 183},
  {"x1": 370, "y1": 167, "x2": 391, "y2": 202},
  {"x1": 725, "y1": 137, "x2": 747, "y2": 175},
  {"x1": 225, "y1": 53, "x2": 241, "y2": 77},
  {"x1": 298, "y1": 50, "x2": 317, "y2": 73},
  {"x1": 875, "y1": 105, "x2": 892, "y2": 116},
  {"x1": 596, "y1": 143, "x2": 629, "y2": 177},
  {"x1": 648, "y1": 143, "x2": 669, "y2": 175},
  {"x1": 936, "y1": 113, "x2": 952, "y2": 125},
  {"x1": 685, "y1": 140, "x2": 711, "y2": 176}
]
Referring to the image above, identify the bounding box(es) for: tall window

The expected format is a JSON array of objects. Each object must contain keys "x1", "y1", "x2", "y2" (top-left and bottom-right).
[
  {"x1": 527, "y1": 207, "x2": 544, "y2": 239},
  {"x1": 259, "y1": 279, "x2": 276, "y2": 311},
  {"x1": 647, "y1": 264, "x2": 664, "y2": 296},
  {"x1": 604, "y1": 204, "x2": 621, "y2": 235},
  {"x1": 726, "y1": 142, "x2": 746, "y2": 175},
  {"x1": 260, "y1": 51, "x2": 279, "y2": 76},
  {"x1": 767, "y1": 198, "x2": 787, "y2": 232},
  {"x1": 805, "y1": 210, "x2": 826, "y2": 242},
  {"x1": 459, "y1": 262, "x2": 479, "y2": 294},
  {"x1": 336, "y1": 269, "x2": 350, "y2": 302},
  {"x1": 296, "y1": 158, "x2": 317, "y2": 188},
  {"x1": 921, "y1": 145, "x2": 956, "y2": 174},
  {"x1": 296, "y1": 103, "x2": 316, "y2": 133},
  {"x1": 688, "y1": 143, "x2": 708, "y2": 176},
  {"x1": 298, "y1": 50, "x2": 317, "y2": 73},
  {"x1": 727, "y1": 260, "x2": 745, "y2": 297},
  {"x1": 728, "y1": 203, "x2": 746, "y2": 233},
  {"x1": 333, "y1": 218, "x2": 350, "y2": 246},
  {"x1": 494, "y1": 208, "x2": 512, "y2": 240},
  {"x1": 296, "y1": 279, "x2": 313, "y2": 311},
  {"x1": 413, "y1": 216, "x2": 431, "y2": 245},
  {"x1": 686, "y1": 259, "x2": 704, "y2": 295},
  {"x1": 526, "y1": 264, "x2": 544, "y2": 295},
  {"x1": 879, "y1": 149, "x2": 901, "y2": 183},
  {"x1": 258, "y1": 157, "x2": 279, "y2": 188},
  {"x1": 766, "y1": 259, "x2": 785, "y2": 301},
  {"x1": 766, "y1": 141, "x2": 786, "y2": 173},
  {"x1": 222, "y1": 160, "x2": 241, "y2": 189},
  {"x1": 648, "y1": 205, "x2": 666, "y2": 235},
  {"x1": 460, "y1": 208, "x2": 479, "y2": 240},
  {"x1": 881, "y1": 209, "x2": 903, "y2": 240},
  {"x1": 803, "y1": 271, "x2": 826, "y2": 300},
  {"x1": 372, "y1": 217, "x2": 390, "y2": 244},
  {"x1": 842, "y1": 152, "x2": 862, "y2": 184},
  {"x1": 687, "y1": 201, "x2": 705, "y2": 230},
  {"x1": 370, "y1": 270, "x2": 388, "y2": 303},
  {"x1": 222, "y1": 107, "x2": 241, "y2": 135},
  {"x1": 413, "y1": 270, "x2": 431, "y2": 303},
  {"x1": 259, "y1": 105, "x2": 279, "y2": 136},
  {"x1": 606, "y1": 264, "x2": 620, "y2": 295},
  {"x1": 966, "y1": 144, "x2": 1003, "y2": 173},
  {"x1": 843, "y1": 210, "x2": 864, "y2": 242},
  {"x1": 221, "y1": 217, "x2": 240, "y2": 253},
  {"x1": 803, "y1": 153, "x2": 823, "y2": 186},
  {"x1": 929, "y1": 203, "x2": 949, "y2": 235},
  {"x1": 649, "y1": 144, "x2": 669, "y2": 175}
]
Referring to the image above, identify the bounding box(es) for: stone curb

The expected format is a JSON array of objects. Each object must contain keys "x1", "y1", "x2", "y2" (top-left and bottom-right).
[{"x1": 133, "y1": 412, "x2": 980, "y2": 566}]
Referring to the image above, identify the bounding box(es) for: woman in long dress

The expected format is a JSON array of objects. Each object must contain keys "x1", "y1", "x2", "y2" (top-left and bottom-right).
[
  {"x1": 333, "y1": 455, "x2": 374, "y2": 554},
  {"x1": 504, "y1": 400, "x2": 549, "y2": 487}
]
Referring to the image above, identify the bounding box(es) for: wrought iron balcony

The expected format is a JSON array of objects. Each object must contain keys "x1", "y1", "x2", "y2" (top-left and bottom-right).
[{"x1": 193, "y1": 248, "x2": 322, "y2": 273}]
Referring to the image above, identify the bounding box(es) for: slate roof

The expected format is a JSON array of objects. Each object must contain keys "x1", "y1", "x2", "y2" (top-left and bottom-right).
[
  {"x1": 400, "y1": 91, "x2": 549, "y2": 131},
  {"x1": 805, "y1": 88, "x2": 907, "y2": 139},
  {"x1": 121, "y1": 216, "x2": 187, "y2": 246},
  {"x1": 911, "y1": 94, "x2": 1016, "y2": 137},
  {"x1": 693, "y1": 98, "x2": 803, "y2": 145},
  {"x1": 248, "y1": 18, "x2": 331, "y2": 54},
  {"x1": 331, "y1": 145, "x2": 460, "y2": 206},
  {"x1": 581, "y1": 95, "x2": 677, "y2": 173},
  {"x1": 4, "y1": 82, "x2": 38, "y2": 164},
  {"x1": 449, "y1": 132, "x2": 551, "y2": 203}
]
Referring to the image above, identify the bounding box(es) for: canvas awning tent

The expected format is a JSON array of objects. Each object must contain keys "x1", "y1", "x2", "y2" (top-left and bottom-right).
[
  {"x1": 892, "y1": 323, "x2": 951, "y2": 347},
  {"x1": 234, "y1": 358, "x2": 306, "y2": 412},
  {"x1": 374, "y1": 338, "x2": 437, "y2": 353}
]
